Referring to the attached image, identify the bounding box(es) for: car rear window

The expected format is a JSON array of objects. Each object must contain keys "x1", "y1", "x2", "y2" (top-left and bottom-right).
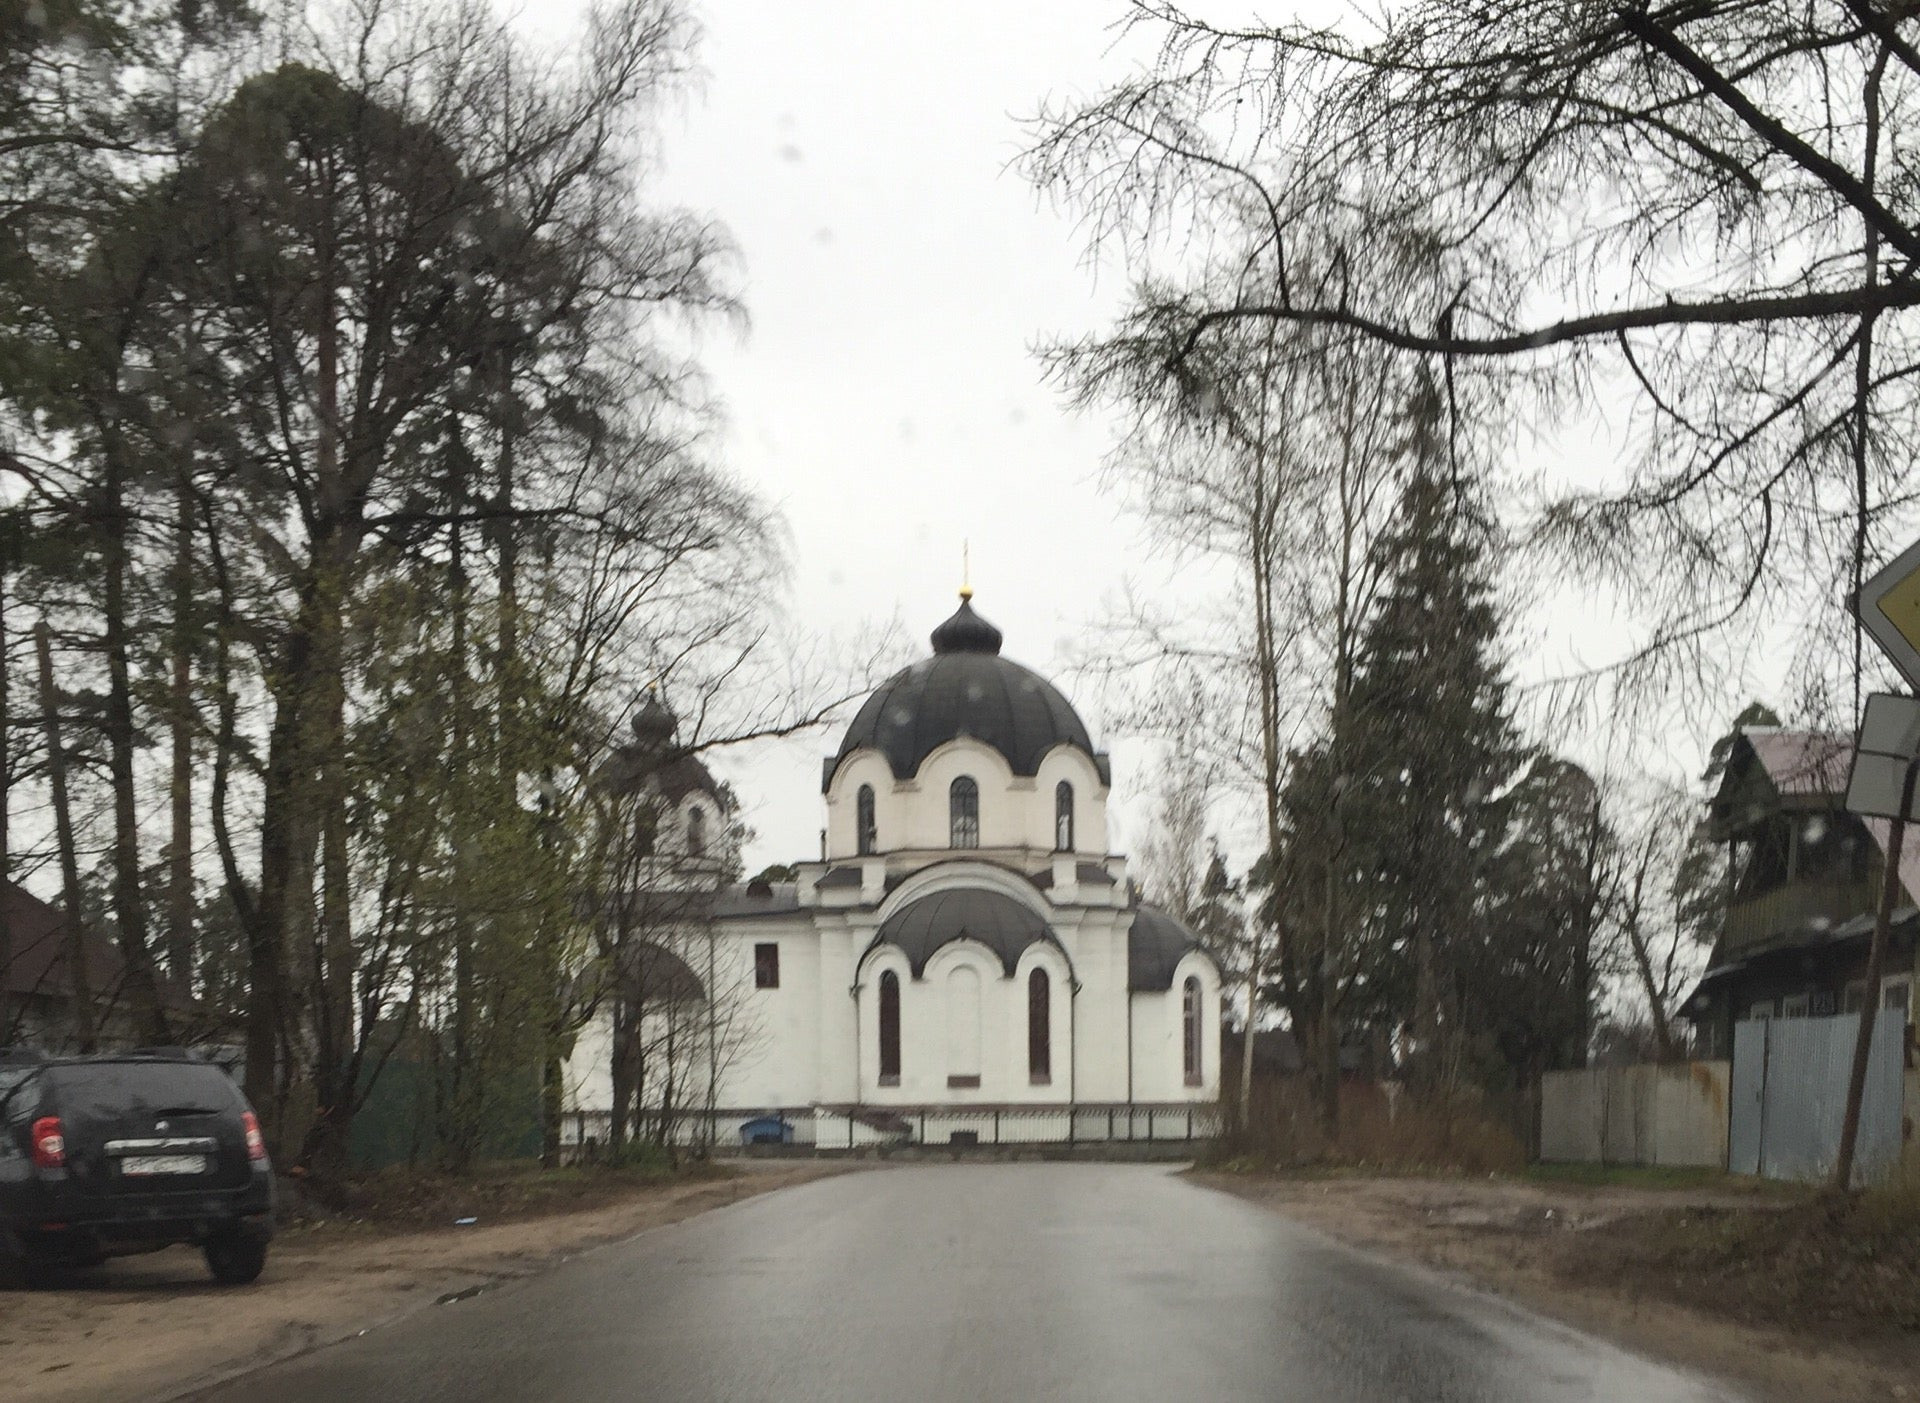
[
  {"x1": 0, "y1": 1066, "x2": 40, "y2": 1117},
  {"x1": 47, "y1": 1062, "x2": 239, "y2": 1119}
]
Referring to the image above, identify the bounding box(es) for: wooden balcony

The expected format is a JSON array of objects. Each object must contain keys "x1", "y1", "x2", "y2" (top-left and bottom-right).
[{"x1": 1723, "y1": 880, "x2": 1877, "y2": 953}]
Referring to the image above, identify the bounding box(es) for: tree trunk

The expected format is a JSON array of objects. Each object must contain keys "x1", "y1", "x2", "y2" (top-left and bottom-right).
[
  {"x1": 0, "y1": 558, "x2": 11, "y2": 1043},
  {"x1": 167, "y1": 469, "x2": 196, "y2": 986},
  {"x1": 36, "y1": 623, "x2": 94, "y2": 1052},
  {"x1": 1237, "y1": 928, "x2": 1260, "y2": 1132},
  {"x1": 101, "y1": 449, "x2": 169, "y2": 1046},
  {"x1": 305, "y1": 612, "x2": 356, "y2": 1180},
  {"x1": 1622, "y1": 834, "x2": 1677, "y2": 1062},
  {"x1": 541, "y1": 1046, "x2": 565, "y2": 1168}
]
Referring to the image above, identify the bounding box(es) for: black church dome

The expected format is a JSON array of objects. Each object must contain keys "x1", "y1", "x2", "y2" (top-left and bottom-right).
[{"x1": 826, "y1": 596, "x2": 1108, "y2": 791}]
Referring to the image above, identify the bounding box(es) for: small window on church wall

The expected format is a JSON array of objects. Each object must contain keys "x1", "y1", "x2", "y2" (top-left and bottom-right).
[
  {"x1": 1029, "y1": 968, "x2": 1051, "y2": 1084},
  {"x1": 950, "y1": 776, "x2": 979, "y2": 849},
  {"x1": 878, "y1": 971, "x2": 901, "y2": 1084},
  {"x1": 687, "y1": 806, "x2": 706, "y2": 858},
  {"x1": 1054, "y1": 781, "x2": 1073, "y2": 852},
  {"x1": 1183, "y1": 977, "x2": 1203, "y2": 1087},
  {"x1": 857, "y1": 785, "x2": 877, "y2": 856},
  {"x1": 754, "y1": 943, "x2": 780, "y2": 989}
]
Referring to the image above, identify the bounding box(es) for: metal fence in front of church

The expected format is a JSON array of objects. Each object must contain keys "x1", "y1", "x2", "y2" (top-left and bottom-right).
[{"x1": 559, "y1": 1102, "x2": 1221, "y2": 1159}]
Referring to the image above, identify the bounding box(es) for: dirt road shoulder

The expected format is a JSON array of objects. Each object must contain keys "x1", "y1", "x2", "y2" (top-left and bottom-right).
[
  {"x1": 0, "y1": 1162, "x2": 856, "y2": 1403},
  {"x1": 1191, "y1": 1169, "x2": 1920, "y2": 1403}
]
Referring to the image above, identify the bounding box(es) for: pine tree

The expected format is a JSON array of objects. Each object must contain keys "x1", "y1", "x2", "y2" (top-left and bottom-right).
[{"x1": 1341, "y1": 473, "x2": 1523, "y2": 1095}]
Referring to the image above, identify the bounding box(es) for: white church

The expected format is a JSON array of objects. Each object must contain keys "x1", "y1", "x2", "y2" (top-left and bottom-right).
[{"x1": 561, "y1": 591, "x2": 1222, "y2": 1150}]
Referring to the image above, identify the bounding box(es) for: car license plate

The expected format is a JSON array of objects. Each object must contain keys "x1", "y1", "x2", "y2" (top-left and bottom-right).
[{"x1": 120, "y1": 1154, "x2": 208, "y2": 1176}]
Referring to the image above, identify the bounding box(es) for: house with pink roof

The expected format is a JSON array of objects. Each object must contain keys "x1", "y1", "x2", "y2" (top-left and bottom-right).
[{"x1": 1683, "y1": 728, "x2": 1918, "y2": 1055}]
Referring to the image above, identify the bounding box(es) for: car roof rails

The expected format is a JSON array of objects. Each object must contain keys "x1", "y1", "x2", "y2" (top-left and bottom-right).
[{"x1": 124, "y1": 1046, "x2": 205, "y2": 1061}]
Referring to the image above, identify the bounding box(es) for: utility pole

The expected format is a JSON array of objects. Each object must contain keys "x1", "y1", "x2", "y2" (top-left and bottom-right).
[{"x1": 1834, "y1": 751, "x2": 1917, "y2": 1190}]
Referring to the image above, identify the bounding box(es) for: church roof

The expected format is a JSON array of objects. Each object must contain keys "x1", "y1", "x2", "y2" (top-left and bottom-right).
[
  {"x1": 1127, "y1": 905, "x2": 1211, "y2": 991},
  {"x1": 1032, "y1": 861, "x2": 1117, "y2": 890},
  {"x1": 826, "y1": 596, "x2": 1108, "y2": 792},
  {"x1": 867, "y1": 887, "x2": 1065, "y2": 977}
]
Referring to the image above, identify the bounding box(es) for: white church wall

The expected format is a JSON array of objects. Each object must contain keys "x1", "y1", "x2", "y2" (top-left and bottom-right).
[
  {"x1": 1031, "y1": 747, "x2": 1110, "y2": 854},
  {"x1": 852, "y1": 937, "x2": 1083, "y2": 1106},
  {"x1": 562, "y1": 1011, "x2": 615, "y2": 1115},
  {"x1": 1129, "y1": 951, "x2": 1223, "y2": 1103},
  {"x1": 895, "y1": 741, "x2": 1018, "y2": 851},
  {"x1": 823, "y1": 750, "x2": 896, "y2": 859},
  {"x1": 711, "y1": 919, "x2": 820, "y2": 1109},
  {"x1": 1055, "y1": 909, "x2": 1133, "y2": 1102},
  {"x1": 824, "y1": 740, "x2": 1110, "y2": 860},
  {"x1": 1011, "y1": 941, "x2": 1072, "y2": 1095},
  {"x1": 812, "y1": 921, "x2": 865, "y2": 1105}
]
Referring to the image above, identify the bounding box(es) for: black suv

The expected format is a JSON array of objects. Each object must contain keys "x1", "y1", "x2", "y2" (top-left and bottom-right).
[{"x1": 0, "y1": 1049, "x2": 274, "y2": 1286}]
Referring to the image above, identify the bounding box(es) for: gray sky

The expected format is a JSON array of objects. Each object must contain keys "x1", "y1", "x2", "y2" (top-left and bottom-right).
[{"x1": 540, "y1": 0, "x2": 1174, "y2": 872}]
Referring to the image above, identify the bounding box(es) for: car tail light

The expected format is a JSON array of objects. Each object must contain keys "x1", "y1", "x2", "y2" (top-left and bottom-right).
[
  {"x1": 31, "y1": 1116, "x2": 64, "y2": 1169},
  {"x1": 242, "y1": 1111, "x2": 267, "y2": 1162}
]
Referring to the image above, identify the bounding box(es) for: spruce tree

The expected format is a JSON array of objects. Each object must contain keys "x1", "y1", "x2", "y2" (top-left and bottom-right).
[{"x1": 1341, "y1": 473, "x2": 1522, "y2": 1094}]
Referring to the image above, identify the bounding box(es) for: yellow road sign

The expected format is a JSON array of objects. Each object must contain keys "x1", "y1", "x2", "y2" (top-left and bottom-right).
[{"x1": 1856, "y1": 538, "x2": 1920, "y2": 690}]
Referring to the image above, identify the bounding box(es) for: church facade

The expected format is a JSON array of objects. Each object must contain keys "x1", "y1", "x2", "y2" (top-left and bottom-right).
[{"x1": 561, "y1": 594, "x2": 1222, "y2": 1149}]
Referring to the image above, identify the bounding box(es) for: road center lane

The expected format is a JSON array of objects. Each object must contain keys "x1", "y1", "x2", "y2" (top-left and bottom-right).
[{"x1": 182, "y1": 1164, "x2": 1743, "y2": 1403}]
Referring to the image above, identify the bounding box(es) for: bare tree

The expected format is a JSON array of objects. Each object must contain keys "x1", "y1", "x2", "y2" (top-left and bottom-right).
[{"x1": 1028, "y1": 0, "x2": 1920, "y2": 714}]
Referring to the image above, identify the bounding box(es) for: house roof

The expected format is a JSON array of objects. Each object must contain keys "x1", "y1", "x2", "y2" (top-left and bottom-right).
[
  {"x1": 1681, "y1": 905, "x2": 1920, "y2": 1014},
  {"x1": 1713, "y1": 728, "x2": 1920, "y2": 906},
  {"x1": 1743, "y1": 729, "x2": 1852, "y2": 796},
  {"x1": 1031, "y1": 861, "x2": 1116, "y2": 890},
  {"x1": 0, "y1": 881, "x2": 190, "y2": 1010},
  {"x1": 711, "y1": 882, "x2": 801, "y2": 919},
  {"x1": 1710, "y1": 728, "x2": 1859, "y2": 839},
  {"x1": 1127, "y1": 905, "x2": 1212, "y2": 991}
]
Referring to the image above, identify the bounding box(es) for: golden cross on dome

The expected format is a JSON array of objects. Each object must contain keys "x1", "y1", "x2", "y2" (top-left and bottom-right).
[{"x1": 959, "y1": 540, "x2": 973, "y2": 601}]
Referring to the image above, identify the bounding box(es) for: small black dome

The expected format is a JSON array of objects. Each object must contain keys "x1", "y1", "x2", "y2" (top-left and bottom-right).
[
  {"x1": 930, "y1": 597, "x2": 1003, "y2": 655},
  {"x1": 827, "y1": 597, "x2": 1108, "y2": 791},
  {"x1": 631, "y1": 689, "x2": 676, "y2": 747}
]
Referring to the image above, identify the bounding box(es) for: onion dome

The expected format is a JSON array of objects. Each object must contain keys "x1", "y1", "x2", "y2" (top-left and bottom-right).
[
  {"x1": 826, "y1": 593, "x2": 1109, "y2": 791},
  {"x1": 631, "y1": 688, "x2": 676, "y2": 749},
  {"x1": 929, "y1": 597, "x2": 1003, "y2": 655}
]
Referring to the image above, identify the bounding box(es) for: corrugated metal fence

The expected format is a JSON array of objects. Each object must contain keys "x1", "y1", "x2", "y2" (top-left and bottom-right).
[
  {"x1": 1730, "y1": 1013, "x2": 1904, "y2": 1186},
  {"x1": 1539, "y1": 1063, "x2": 1730, "y2": 1167}
]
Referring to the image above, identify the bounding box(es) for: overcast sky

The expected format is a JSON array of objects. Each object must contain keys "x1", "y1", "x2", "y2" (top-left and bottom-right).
[
  {"x1": 521, "y1": 0, "x2": 1778, "y2": 876},
  {"x1": 522, "y1": 0, "x2": 1184, "y2": 872}
]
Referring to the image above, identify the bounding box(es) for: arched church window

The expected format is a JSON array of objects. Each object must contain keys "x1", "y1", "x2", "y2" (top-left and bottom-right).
[
  {"x1": 878, "y1": 971, "x2": 901, "y2": 1085},
  {"x1": 949, "y1": 776, "x2": 980, "y2": 849},
  {"x1": 857, "y1": 785, "x2": 877, "y2": 856},
  {"x1": 1054, "y1": 781, "x2": 1074, "y2": 852},
  {"x1": 686, "y1": 805, "x2": 706, "y2": 858},
  {"x1": 1183, "y1": 976, "x2": 1203, "y2": 1087},
  {"x1": 1028, "y1": 968, "x2": 1051, "y2": 1084}
]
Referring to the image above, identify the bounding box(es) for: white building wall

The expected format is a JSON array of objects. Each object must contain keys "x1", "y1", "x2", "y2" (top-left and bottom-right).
[
  {"x1": 1129, "y1": 951, "x2": 1223, "y2": 1102},
  {"x1": 824, "y1": 740, "x2": 1109, "y2": 860},
  {"x1": 717, "y1": 919, "x2": 820, "y2": 1108},
  {"x1": 565, "y1": 906, "x2": 1221, "y2": 1120},
  {"x1": 1059, "y1": 909, "x2": 1133, "y2": 1102}
]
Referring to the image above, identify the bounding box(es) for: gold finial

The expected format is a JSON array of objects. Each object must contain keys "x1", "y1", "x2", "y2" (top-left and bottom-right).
[{"x1": 959, "y1": 540, "x2": 973, "y2": 601}]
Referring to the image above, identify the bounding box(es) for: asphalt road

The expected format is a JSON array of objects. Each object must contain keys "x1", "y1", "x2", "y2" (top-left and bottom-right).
[{"x1": 184, "y1": 1163, "x2": 1742, "y2": 1403}]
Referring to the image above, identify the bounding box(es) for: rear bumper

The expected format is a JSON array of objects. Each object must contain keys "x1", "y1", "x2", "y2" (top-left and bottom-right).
[{"x1": 6, "y1": 1173, "x2": 274, "y2": 1256}]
